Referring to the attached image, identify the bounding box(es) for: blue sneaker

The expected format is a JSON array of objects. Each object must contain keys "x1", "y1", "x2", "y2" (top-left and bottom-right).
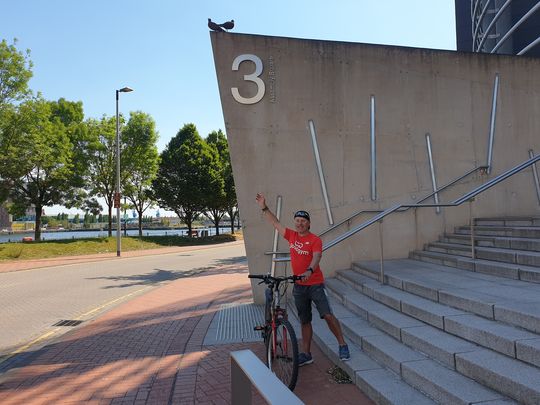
[
  {"x1": 298, "y1": 352, "x2": 313, "y2": 366},
  {"x1": 339, "y1": 344, "x2": 350, "y2": 361}
]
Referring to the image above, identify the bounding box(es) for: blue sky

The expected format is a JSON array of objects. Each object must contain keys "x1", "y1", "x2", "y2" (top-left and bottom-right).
[{"x1": 1, "y1": 0, "x2": 457, "y2": 214}]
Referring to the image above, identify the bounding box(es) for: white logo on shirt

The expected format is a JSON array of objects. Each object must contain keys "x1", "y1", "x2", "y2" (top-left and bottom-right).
[{"x1": 290, "y1": 242, "x2": 309, "y2": 255}]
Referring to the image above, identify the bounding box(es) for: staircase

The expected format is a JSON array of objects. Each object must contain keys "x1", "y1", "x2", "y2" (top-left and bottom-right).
[{"x1": 304, "y1": 216, "x2": 540, "y2": 404}]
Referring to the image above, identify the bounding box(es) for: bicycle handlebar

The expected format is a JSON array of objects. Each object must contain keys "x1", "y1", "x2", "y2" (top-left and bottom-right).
[{"x1": 248, "y1": 274, "x2": 301, "y2": 283}]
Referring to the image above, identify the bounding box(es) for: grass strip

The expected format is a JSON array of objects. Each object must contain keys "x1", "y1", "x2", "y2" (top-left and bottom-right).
[{"x1": 0, "y1": 233, "x2": 241, "y2": 261}]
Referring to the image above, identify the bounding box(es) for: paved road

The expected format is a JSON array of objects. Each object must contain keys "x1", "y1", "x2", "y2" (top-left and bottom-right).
[{"x1": 0, "y1": 242, "x2": 246, "y2": 360}]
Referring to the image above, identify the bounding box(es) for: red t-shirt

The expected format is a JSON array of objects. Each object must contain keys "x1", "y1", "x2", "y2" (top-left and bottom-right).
[{"x1": 284, "y1": 228, "x2": 324, "y2": 286}]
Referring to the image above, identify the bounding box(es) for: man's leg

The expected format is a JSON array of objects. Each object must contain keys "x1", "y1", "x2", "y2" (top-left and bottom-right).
[
  {"x1": 312, "y1": 285, "x2": 351, "y2": 360},
  {"x1": 301, "y1": 322, "x2": 313, "y2": 354},
  {"x1": 323, "y1": 313, "x2": 346, "y2": 345}
]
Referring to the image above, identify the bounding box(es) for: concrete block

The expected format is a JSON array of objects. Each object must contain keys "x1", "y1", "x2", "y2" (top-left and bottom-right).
[
  {"x1": 510, "y1": 239, "x2": 540, "y2": 251},
  {"x1": 355, "y1": 368, "x2": 436, "y2": 405},
  {"x1": 475, "y1": 261, "x2": 520, "y2": 279},
  {"x1": 386, "y1": 274, "x2": 405, "y2": 290},
  {"x1": 516, "y1": 338, "x2": 540, "y2": 368},
  {"x1": 438, "y1": 288, "x2": 495, "y2": 319},
  {"x1": 516, "y1": 252, "x2": 540, "y2": 267},
  {"x1": 402, "y1": 359, "x2": 505, "y2": 405},
  {"x1": 456, "y1": 349, "x2": 540, "y2": 405},
  {"x1": 351, "y1": 263, "x2": 379, "y2": 280},
  {"x1": 400, "y1": 325, "x2": 478, "y2": 368},
  {"x1": 367, "y1": 305, "x2": 424, "y2": 341},
  {"x1": 505, "y1": 220, "x2": 534, "y2": 227},
  {"x1": 361, "y1": 334, "x2": 425, "y2": 374},
  {"x1": 494, "y1": 302, "x2": 540, "y2": 334},
  {"x1": 402, "y1": 280, "x2": 439, "y2": 301},
  {"x1": 400, "y1": 295, "x2": 465, "y2": 330},
  {"x1": 456, "y1": 257, "x2": 476, "y2": 271},
  {"x1": 340, "y1": 316, "x2": 383, "y2": 347},
  {"x1": 476, "y1": 248, "x2": 516, "y2": 264},
  {"x1": 372, "y1": 287, "x2": 403, "y2": 311},
  {"x1": 444, "y1": 314, "x2": 538, "y2": 357},
  {"x1": 311, "y1": 330, "x2": 382, "y2": 379},
  {"x1": 476, "y1": 220, "x2": 505, "y2": 226},
  {"x1": 519, "y1": 267, "x2": 540, "y2": 284}
]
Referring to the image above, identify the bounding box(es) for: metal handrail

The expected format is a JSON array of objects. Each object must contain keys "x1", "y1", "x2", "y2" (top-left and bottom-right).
[
  {"x1": 273, "y1": 155, "x2": 540, "y2": 262},
  {"x1": 325, "y1": 154, "x2": 540, "y2": 251},
  {"x1": 268, "y1": 164, "x2": 486, "y2": 257}
]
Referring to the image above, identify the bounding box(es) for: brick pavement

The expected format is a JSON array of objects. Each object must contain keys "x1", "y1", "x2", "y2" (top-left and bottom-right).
[{"x1": 0, "y1": 253, "x2": 373, "y2": 404}]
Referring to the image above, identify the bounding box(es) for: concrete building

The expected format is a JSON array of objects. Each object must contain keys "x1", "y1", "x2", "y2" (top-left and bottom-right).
[
  {"x1": 211, "y1": 31, "x2": 540, "y2": 301},
  {"x1": 211, "y1": 31, "x2": 540, "y2": 404},
  {"x1": 456, "y1": 0, "x2": 540, "y2": 56}
]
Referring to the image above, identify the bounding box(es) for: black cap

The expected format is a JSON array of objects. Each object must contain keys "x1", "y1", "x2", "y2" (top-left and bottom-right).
[{"x1": 294, "y1": 210, "x2": 310, "y2": 221}]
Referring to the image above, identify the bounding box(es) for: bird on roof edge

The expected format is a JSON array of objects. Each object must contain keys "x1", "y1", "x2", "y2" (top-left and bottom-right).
[{"x1": 208, "y1": 18, "x2": 234, "y2": 32}]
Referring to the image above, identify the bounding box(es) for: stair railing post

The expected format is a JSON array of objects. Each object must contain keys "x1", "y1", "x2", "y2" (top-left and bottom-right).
[
  {"x1": 469, "y1": 198, "x2": 476, "y2": 260},
  {"x1": 379, "y1": 219, "x2": 385, "y2": 284}
]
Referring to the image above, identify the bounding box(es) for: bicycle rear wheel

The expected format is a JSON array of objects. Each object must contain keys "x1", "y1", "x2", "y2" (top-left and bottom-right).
[{"x1": 266, "y1": 319, "x2": 299, "y2": 390}]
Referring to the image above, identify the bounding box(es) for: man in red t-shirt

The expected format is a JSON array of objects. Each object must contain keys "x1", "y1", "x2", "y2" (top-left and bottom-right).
[{"x1": 256, "y1": 193, "x2": 350, "y2": 365}]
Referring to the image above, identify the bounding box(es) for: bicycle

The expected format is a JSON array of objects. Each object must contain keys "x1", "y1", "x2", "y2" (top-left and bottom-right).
[{"x1": 248, "y1": 273, "x2": 301, "y2": 390}]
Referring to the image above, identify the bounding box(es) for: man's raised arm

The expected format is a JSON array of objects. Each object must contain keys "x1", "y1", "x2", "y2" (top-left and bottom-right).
[{"x1": 255, "y1": 193, "x2": 286, "y2": 237}]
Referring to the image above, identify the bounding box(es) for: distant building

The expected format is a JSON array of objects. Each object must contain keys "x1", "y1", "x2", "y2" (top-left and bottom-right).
[{"x1": 455, "y1": 0, "x2": 540, "y2": 56}]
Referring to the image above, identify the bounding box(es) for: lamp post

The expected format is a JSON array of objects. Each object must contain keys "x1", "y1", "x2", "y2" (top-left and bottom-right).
[{"x1": 115, "y1": 86, "x2": 133, "y2": 257}]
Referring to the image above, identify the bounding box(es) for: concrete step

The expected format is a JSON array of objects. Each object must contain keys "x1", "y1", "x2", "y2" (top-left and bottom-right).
[
  {"x1": 456, "y1": 225, "x2": 540, "y2": 238},
  {"x1": 335, "y1": 269, "x2": 540, "y2": 367},
  {"x1": 442, "y1": 233, "x2": 540, "y2": 252},
  {"x1": 288, "y1": 295, "x2": 437, "y2": 404},
  {"x1": 456, "y1": 349, "x2": 540, "y2": 405},
  {"x1": 324, "y1": 278, "x2": 525, "y2": 403},
  {"x1": 426, "y1": 241, "x2": 472, "y2": 258},
  {"x1": 474, "y1": 217, "x2": 540, "y2": 227},
  {"x1": 363, "y1": 334, "x2": 511, "y2": 405},
  {"x1": 353, "y1": 259, "x2": 540, "y2": 335},
  {"x1": 409, "y1": 249, "x2": 540, "y2": 283},
  {"x1": 426, "y1": 242, "x2": 540, "y2": 267}
]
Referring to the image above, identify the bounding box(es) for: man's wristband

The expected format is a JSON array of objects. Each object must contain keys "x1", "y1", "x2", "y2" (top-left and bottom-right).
[
  {"x1": 307, "y1": 267, "x2": 314, "y2": 274},
  {"x1": 262, "y1": 206, "x2": 269, "y2": 212}
]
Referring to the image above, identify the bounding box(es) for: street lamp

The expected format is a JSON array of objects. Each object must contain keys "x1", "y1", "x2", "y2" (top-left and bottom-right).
[{"x1": 115, "y1": 86, "x2": 133, "y2": 257}]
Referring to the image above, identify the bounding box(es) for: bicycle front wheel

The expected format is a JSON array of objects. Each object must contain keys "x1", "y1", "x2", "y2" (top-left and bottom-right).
[{"x1": 266, "y1": 319, "x2": 299, "y2": 390}]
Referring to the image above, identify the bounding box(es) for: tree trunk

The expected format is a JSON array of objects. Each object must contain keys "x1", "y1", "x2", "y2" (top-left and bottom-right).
[
  {"x1": 138, "y1": 209, "x2": 143, "y2": 237},
  {"x1": 34, "y1": 205, "x2": 42, "y2": 241},
  {"x1": 108, "y1": 205, "x2": 113, "y2": 237}
]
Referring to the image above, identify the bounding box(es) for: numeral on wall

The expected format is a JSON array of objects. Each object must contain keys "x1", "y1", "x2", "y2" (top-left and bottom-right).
[{"x1": 231, "y1": 54, "x2": 265, "y2": 105}]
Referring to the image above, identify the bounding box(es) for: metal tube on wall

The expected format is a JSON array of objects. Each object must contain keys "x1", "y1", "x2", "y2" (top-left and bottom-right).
[
  {"x1": 425, "y1": 133, "x2": 440, "y2": 214},
  {"x1": 308, "y1": 120, "x2": 334, "y2": 225},
  {"x1": 370, "y1": 95, "x2": 377, "y2": 201},
  {"x1": 270, "y1": 195, "x2": 282, "y2": 276},
  {"x1": 486, "y1": 73, "x2": 499, "y2": 174},
  {"x1": 529, "y1": 150, "x2": 540, "y2": 205}
]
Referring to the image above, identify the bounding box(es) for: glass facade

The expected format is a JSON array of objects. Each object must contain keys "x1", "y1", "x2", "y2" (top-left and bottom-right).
[{"x1": 456, "y1": 0, "x2": 540, "y2": 57}]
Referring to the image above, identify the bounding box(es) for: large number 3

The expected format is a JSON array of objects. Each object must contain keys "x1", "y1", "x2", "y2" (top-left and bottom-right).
[{"x1": 231, "y1": 54, "x2": 265, "y2": 105}]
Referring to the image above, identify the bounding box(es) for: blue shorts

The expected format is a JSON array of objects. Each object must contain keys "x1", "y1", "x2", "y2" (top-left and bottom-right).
[{"x1": 293, "y1": 283, "x2": 333, "y2": 324}]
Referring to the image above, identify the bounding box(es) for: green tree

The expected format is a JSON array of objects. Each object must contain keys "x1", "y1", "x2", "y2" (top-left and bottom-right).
[
  {"x1": 0, "y1": 38, "x2": 33, "y2": 109},
  {"x1": 0, "y1": 97, "x2": 87, "y2": 240},
  {"x1": 122, "y1": 111, "x2": 159, "y2": 236},
  {"x1": 205, "y1": 130, "x2": 229, "y2": 235},
  {"x1": 207, "y1": 129, "x2": 238, "y2": 234},
  {"x1": 85, "y1": 116, "x2": 117, "y2": 236},
  {"x1": 0, "y1": 39, "x2": 33, "y2": 204},
  {"x1": 152, "y1": 123, "x2": 220, "y2": 236}
]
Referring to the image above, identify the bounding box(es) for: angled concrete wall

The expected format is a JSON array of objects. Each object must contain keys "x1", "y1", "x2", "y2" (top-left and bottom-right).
[{"x1": 211, "y1": 32, "x2": 540, "y2": 303}]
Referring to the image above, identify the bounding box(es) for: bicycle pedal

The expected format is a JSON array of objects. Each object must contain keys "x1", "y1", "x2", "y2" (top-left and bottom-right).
[{"x1": 253, "y1": 325, "x2": 265, "y2": 331}]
